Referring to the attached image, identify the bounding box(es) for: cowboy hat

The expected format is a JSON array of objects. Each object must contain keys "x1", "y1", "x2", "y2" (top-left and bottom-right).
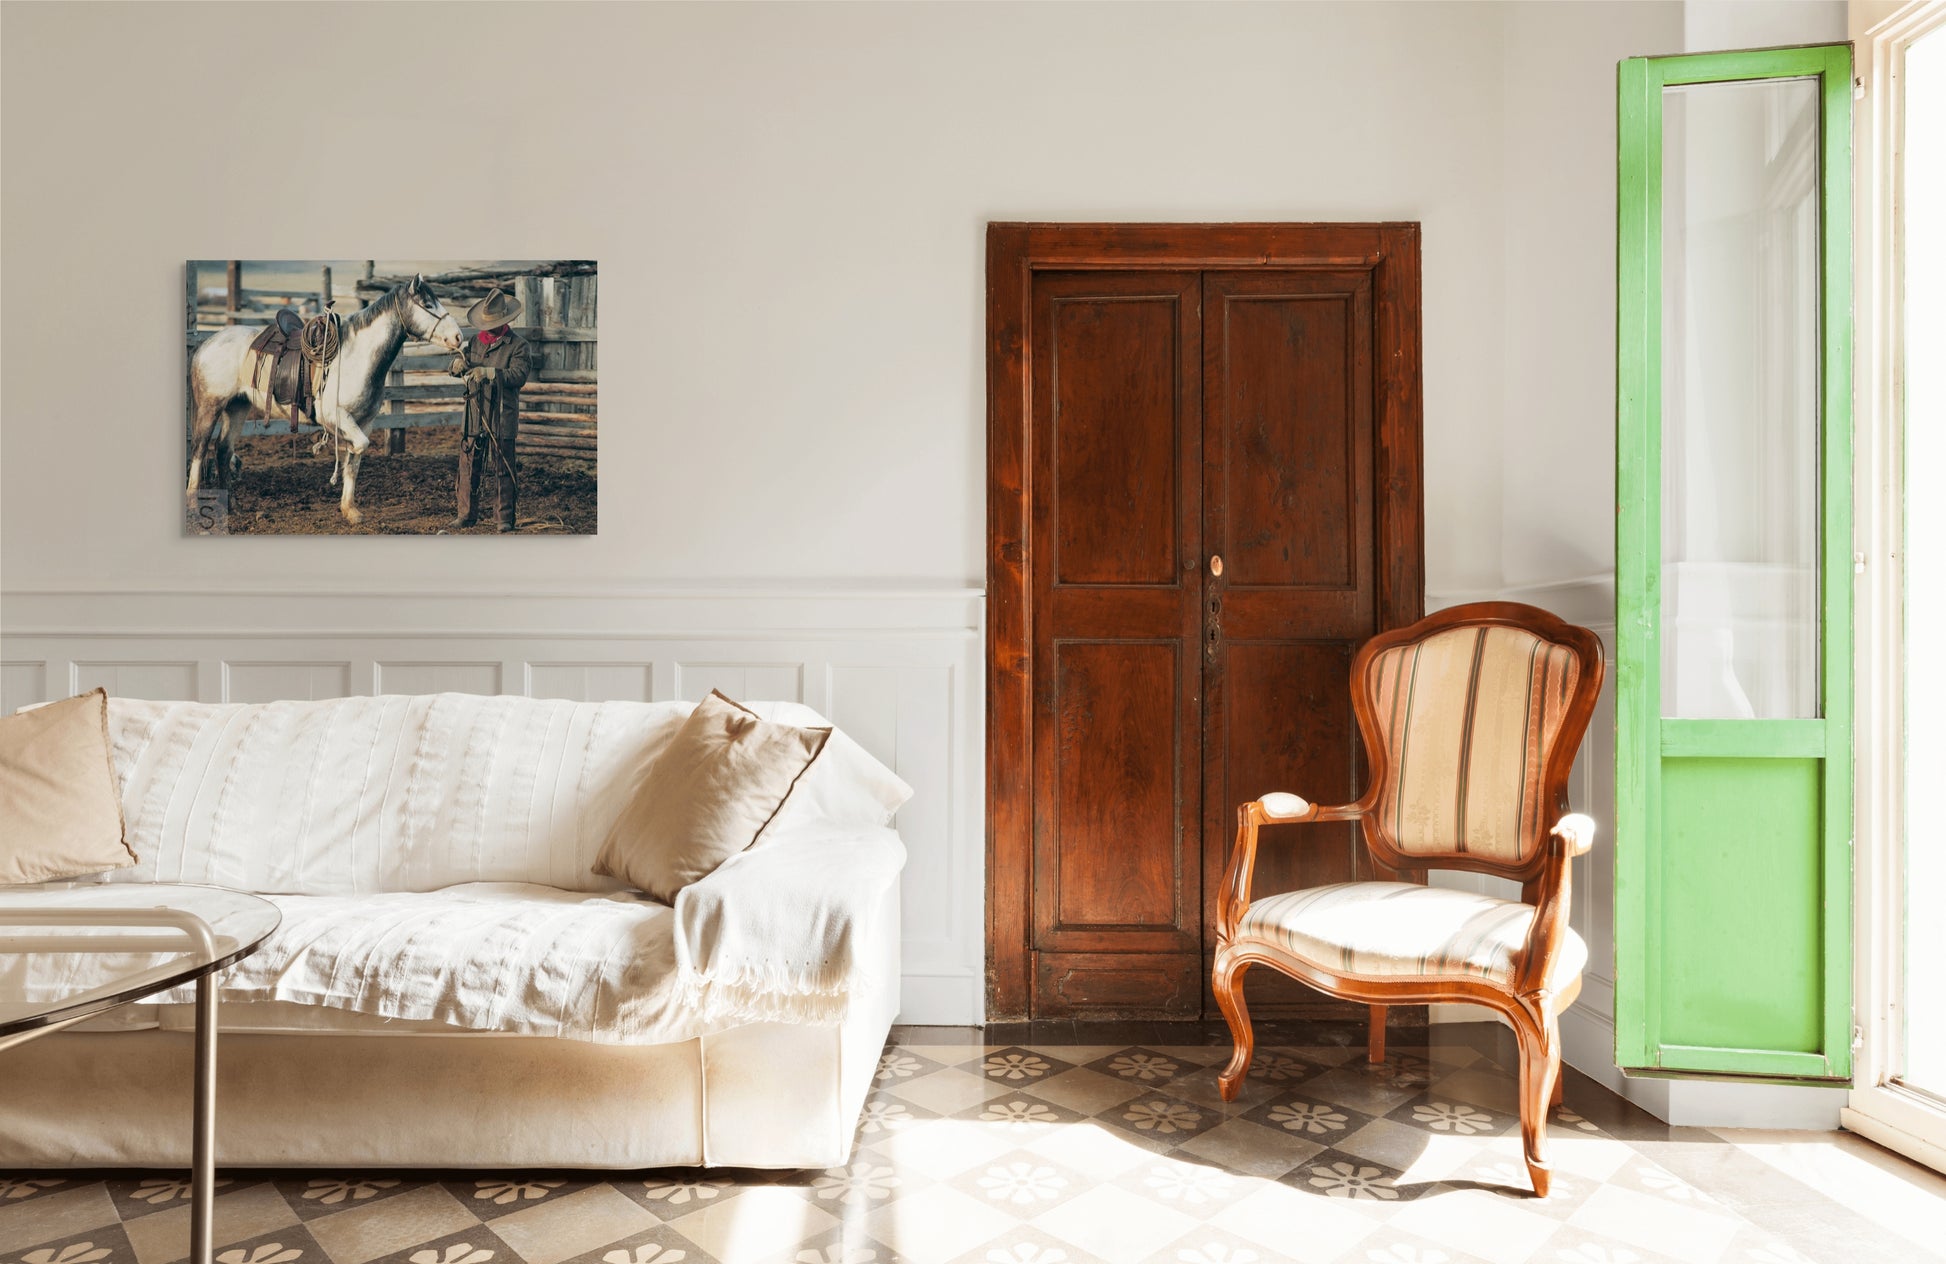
[{"x1": 466, "y1": 288, "x2": 522, "y2": 330}]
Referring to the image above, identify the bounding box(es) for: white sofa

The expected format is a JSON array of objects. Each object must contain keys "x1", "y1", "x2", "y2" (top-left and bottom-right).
[{"x1": 0, "y1": 693, "x2": 908, "y2": 1170}]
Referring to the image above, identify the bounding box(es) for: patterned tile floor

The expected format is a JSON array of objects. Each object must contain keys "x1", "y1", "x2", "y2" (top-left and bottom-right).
[{"x1": 3, "y1": 1023, "x2": 1942, "y2": 1264}]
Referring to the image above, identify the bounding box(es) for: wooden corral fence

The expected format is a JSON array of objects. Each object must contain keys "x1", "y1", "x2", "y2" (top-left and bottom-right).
[{"x1": 185, "y1": 260, "x2": 597, "y2": 463}]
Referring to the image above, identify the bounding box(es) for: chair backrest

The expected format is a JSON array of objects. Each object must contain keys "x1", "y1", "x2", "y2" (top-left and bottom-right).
[{"x1": 1352, "y1": 602, "x2": 1604, "y2": 879}]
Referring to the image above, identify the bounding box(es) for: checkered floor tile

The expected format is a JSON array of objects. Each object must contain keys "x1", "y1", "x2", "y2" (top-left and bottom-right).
[{"x1": 3, "y1": 1025, "x2": 1941, "y2": 1264}]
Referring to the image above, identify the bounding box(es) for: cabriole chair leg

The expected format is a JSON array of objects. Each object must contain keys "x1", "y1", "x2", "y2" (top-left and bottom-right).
[
  {"x1": 1213, "y1": 950, "x2": 1254, "y2": 1102},
  {"x1": 1512, "y1": 1010, "x2": 1561, "y2": 1197}
]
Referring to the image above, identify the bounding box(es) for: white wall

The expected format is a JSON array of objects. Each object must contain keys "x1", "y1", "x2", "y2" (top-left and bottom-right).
[
  {"x1": 0, "y1": 0, "x2": 1681, "y2": 597},
  {"x1": 2, "y1": 2, "x2": 1687, "y2": 1026}
]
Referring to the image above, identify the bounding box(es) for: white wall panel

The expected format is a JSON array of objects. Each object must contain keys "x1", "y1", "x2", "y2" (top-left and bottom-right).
[
  {"x1": 675, "y1": 662, "x2": 804, "y2": 705},
  {"x1": 2, "y1": 661, "x2": 46, "y2": 715},
  {"x1": 73, "y1": 661, "x2": 200, "y2": 701},
  {"x1": 526, "y1": 662, "x2": 656, "y2": 703},
  {"x1": 375, "y1": 661, "x2": 504, "y2": 697},
  {"x1": 225, "y1": 661, "x2": 353, "y2": 703}
]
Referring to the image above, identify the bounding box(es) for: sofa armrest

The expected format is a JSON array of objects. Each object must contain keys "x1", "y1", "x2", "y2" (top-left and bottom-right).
[{"x1": 672, "y1": 827, "x2": 906, "y2": 1026}]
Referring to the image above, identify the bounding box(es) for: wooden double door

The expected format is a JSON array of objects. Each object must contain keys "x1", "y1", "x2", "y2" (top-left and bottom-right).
[{"x1": 987, "y1": 224, "x2": 1424, "y2": 1021}]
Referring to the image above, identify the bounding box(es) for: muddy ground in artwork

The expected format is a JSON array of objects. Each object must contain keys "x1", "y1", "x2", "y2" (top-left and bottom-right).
[{"x1": 217, "y1": 429, "x2": 596, "y2": 535}]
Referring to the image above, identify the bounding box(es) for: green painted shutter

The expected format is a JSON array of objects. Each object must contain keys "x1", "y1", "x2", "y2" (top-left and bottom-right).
[{"x1": 1615, "y1": 45, "x2": 1854, "y2": 1083}]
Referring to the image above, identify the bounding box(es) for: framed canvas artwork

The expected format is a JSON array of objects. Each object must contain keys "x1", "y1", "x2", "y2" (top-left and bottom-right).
[{"x1": 184, "y1": 260, "x2": 596, "y2": 535}]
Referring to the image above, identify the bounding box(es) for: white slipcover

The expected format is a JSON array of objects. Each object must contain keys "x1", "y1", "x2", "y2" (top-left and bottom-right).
[{"x1": 0, "y1": 693, "x2": 909, "y2": 1168}]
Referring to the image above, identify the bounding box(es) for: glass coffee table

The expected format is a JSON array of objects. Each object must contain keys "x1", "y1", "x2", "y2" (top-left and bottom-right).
[{"x1": 0, "y1": 884, "x2": 280, "y2": 1264}]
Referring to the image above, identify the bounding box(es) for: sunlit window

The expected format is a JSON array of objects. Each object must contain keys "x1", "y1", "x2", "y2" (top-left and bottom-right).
[{"x1": 1901, "y1": 24, "x2": 1945, "y2": 1101}]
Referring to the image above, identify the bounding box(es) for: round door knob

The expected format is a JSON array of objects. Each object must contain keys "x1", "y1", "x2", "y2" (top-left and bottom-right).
[{"x1": 1209, "y1": 555, "x2": 1224, "y2": 577}]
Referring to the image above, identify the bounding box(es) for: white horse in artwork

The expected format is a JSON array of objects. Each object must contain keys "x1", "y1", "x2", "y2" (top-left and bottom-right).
[{"x1": 186, "y1": 275, "x2": 464, "y2": 525}]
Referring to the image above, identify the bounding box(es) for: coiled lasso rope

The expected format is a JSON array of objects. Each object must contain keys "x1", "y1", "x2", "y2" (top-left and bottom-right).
[{"x1": 300, "y1": 312, "x2": 344, "y2": 483}]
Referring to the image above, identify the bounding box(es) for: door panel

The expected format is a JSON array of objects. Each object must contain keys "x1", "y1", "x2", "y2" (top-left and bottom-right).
[
  {"x1": 1202, "y1": 270, "x2": 1380, "y2": 1015},
  {"x1": 1615, "y1": 46, "x2": 1852, "y2": 1080},
  {"x1": 1043, "y1": 639, "x2": 1193, "y2": 948},
  {"x1": 1657, "y1": 757, "x2": 1824, "y2": 1053},
  {"x1": 1217, "y1": 284, "x2": 1361, "y2": 590},
  {"x1": 1052, "y1": 296, "x2": 1184, "y2": 586},
  {"x1": 1030, "y1": 272, "x2": 1203, "y2": 1014}
]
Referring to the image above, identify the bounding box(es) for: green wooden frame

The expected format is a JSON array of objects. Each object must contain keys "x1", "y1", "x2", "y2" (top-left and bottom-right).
[{"x1": 1615, "y1": 44, "x2": 1854, "y2": 1083}]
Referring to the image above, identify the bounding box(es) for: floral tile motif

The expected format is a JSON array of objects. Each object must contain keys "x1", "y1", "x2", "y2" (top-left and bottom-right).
[
  {"x1": 806, "y1": 1161, "x2": 905, "y2": 1211},
  {"x1": 853, "y1": 1094, "x2": 938, "y2": 1139},
  {"x1": 276, "y1": 1175, "x2": 413, "y2": 1220},
  {"x1": 1382, "y1": 1097, "x2": 1515, "y2": 1139},
  {"x1": 206, "y1": 1222, "x2": 326, "y2": 1264},
  {"x1": 874, "y1": 1049, "x2": 949, "y2": 1086},
  {"x1": 942, "y1": 1147, "x2": 1087, "y2": 1221},
  {"x1": 0, "y1": 1177, "x2": 71, "y2": 1206},
  {"x1": 365, "y1": 1229, "x2": 527, "y2": 1264},
  {"x1": 1109, "y1": 1155, "x2": 1248, "y2": 1216},
  {"x1": 946, "y1": 1090, "x2": 1089, "y2": 1134},
  {"x1": 609, "y1": 1174, "x2": 742, "y2": 1220},
  {"x1": 967, "y1": 1047, "x2": 1073, "y2": 1084},
  {"x1": 1102, "y1": 1093, "x2": 1223, "y2": 1144},
  {"x1": 1277, "y1": 1149, "x2": 1438, "y2": 1203},
  {"x1": 439, "y1": 1176, "x2": 579, "y2": 1220},
  {"x1": 1079, "y1": 1047, "x2": 1188, "y2": 1086},
  {"x1": 12, "y1": 1223, "x2": 135, "y2": 1264},
  {"x1": 102, "y1": 1175, "x2": 243, "y2": 1222},
  {"x1": 1238, "y1": 1089, "x2": 1373, "y2": 1141}
]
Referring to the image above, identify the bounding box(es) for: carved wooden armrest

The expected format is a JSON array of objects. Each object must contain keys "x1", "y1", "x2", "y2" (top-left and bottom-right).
[
  {"x1": 1515, "y1": 813, "x2": 1597, "y2": 995},
  {"x1": 1220, "y1": 794, "x2": 1365, "y2": 940}
]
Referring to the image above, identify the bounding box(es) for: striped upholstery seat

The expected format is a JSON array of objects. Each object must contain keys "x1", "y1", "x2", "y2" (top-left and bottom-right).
[
  {"x1": 1366, "y1": 624, "x2": 1582, "y2": 865},
  {"x1": 1237, "y1": 881, "x2": 1588, "y2": 989}
]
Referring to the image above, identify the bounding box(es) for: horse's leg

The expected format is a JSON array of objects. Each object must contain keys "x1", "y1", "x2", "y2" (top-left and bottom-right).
[
  {"x1": 337, "y1": 423, "x2": 372, "y2": 525},
  {"x1": 185, "y1": 394, "x2": 221, "y2": 505},
  {"x1": 213, "y1": 406, "x2": 241, "y2": 492}
]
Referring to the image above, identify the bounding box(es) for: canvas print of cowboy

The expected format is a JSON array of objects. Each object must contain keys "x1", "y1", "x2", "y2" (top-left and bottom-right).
[{"x1": 183, "y1": 260, "x2": 597, "y2": 535}]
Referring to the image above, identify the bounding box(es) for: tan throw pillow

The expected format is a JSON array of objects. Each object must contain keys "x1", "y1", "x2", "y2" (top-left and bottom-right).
[
  {"x1": 0, "y1": 688, "x2": 135, "y2": 885},
  {"x1": 594, "y1": 690, "x2": 830, "y2": 902}
]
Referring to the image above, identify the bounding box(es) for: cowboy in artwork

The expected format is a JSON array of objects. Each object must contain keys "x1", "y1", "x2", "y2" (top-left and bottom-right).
[{"x1": 450, "y1": 287, "x2": 533, "y2": 532}]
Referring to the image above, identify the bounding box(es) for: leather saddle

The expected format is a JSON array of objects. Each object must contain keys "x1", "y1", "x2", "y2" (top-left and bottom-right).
[{"x1": 246, "y1": 309, "x2": 334, "y2": 419}]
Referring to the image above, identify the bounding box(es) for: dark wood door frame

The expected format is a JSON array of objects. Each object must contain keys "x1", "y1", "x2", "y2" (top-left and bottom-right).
[{"x1": 986, "y1": 222, "x2": 1426, "y2": 1021}]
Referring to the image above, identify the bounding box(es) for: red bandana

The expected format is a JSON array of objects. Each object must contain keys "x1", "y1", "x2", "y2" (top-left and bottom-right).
[{"x1": 477, "y1": 326, "x2": 509, "y2": 346}]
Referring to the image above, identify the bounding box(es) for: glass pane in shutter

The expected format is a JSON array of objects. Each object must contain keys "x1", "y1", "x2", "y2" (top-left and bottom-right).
[{"x1": 1659, "y1": 77, "x2": 1822, "y2": 719}]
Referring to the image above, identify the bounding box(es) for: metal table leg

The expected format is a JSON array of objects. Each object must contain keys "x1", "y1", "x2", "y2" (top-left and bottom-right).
[{"x1": 190, "y1": 973, "x2": 218, "y2": 1264}]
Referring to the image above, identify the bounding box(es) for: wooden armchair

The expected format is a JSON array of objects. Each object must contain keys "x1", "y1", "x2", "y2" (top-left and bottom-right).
[{"x1": 1213, "y1": 601, "x2": 1604, "y2": 1197}]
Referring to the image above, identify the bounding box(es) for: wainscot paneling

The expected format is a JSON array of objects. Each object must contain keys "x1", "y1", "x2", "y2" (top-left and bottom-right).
[{"x1": 0, "y1": 584, "x2": 986, "y2": 1025}]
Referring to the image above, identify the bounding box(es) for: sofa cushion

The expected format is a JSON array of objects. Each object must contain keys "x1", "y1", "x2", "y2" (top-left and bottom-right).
[
  {"x1": 594, "y1": 691, "x2": 829, "y2": 902},
  {"x1": 0, "y1": 689, "x2": 135, "y2": 884}
]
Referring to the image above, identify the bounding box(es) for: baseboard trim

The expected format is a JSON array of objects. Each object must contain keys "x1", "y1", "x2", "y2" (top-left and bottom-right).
[{"x1": 899, "y1": 973, "x2": 983, "y2": 1025}]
